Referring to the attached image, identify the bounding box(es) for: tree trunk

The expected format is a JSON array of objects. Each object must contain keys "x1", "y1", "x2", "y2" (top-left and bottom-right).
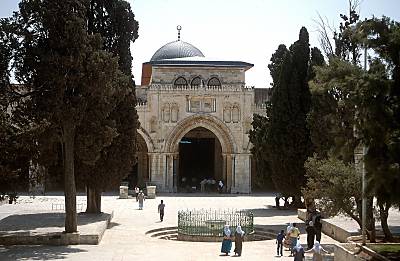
[
  {"x1": 292, "y1": 195, "x2": 304, "y2": 208},
  {"x1": 63, "y1": 122, "x2": 77, "y2": 233},
  {"x1": 379, "y1": 201, "x2": 393, "y2": 242},
  {"x1": 86, "y1": 185, "x2": 101, "y2": 213},
  {"x1": 366, "y1": 197, "x2": 376, "y2": 243},
  {"x1": 95, "y1": 188, "x2": 102, "y2": 213}
]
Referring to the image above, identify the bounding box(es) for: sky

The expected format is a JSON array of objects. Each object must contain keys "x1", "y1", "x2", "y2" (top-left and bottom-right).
[{"x1": 1, "y1": 0, "x2": 400, "y2": 88}]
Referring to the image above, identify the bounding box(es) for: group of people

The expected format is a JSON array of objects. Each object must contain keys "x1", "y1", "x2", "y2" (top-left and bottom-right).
[
  {"x1": 220, "y1": 225, "x2": 245, "y2": 256},
  {"x1": 200, "y1": 178, "x2": 224, "y2": 193},
  {"x1": 276, "y1": 221, "x2": 329, "y2": 260},
  {"x1": 134, "y1": 186, "x2": 165, "y2": 222}
]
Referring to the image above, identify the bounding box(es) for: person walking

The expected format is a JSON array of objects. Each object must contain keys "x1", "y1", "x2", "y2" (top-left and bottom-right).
[
  {"x1": 306, "y1": 221, "x2": 316, "y2": 249},
  {"x1": 293, "y1": 241, "x2": 305, "y2": 261},
  {"x1": 158, "y1": 200, "x2": 165, "y2": 221},
  {"x1": 305, "y1": 241, "x2": 329, "y2": 261},
  {"x1": 220, "y1": 225, "x2": 232, "y2": 256},
  {"x1": 276, "y1": 229, "x2": 285, "y2": 256},
  {"x1": 233, "y1": 225, "x2": 245, "y2": 256},
  {"x1": 289, "y1": 223, "x2": 301, "y2": 257},
  {"x1": 134, "y1": 186, "x2": 139, "y2": 200},
  {"x1": 137, "y1": 190, "x2": 145, "y2": 210}
]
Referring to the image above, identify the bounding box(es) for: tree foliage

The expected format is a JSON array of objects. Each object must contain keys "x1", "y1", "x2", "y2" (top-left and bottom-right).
[
  {"x1": 306, "y1": 14, "x2": 400, "y2": 242},
  {"x1": 0, "y1": 0, "x2": 138, "y2": 232},
  {"x1": 304, "y1": 155, "x2": 362, "y2": 227},
  {"x1": 265, "y1": 27, "x2": 315, "y2": 204},
  {"x1": 75, "y1": 0, "x2": 139, "y2": 213}
]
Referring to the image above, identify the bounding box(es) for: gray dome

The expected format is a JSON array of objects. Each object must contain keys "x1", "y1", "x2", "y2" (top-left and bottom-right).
[{"x1": 150, "y1": 40, "x2": 204, "y2": 61}]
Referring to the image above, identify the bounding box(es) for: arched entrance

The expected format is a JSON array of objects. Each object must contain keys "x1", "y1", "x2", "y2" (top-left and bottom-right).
[
  {"x1": 178, "y1": 127, "x2": 223, "y2": 192},
  {"x1": 164, "y1": 115, "x2": 236, "y2": 193},
  {"x1": 127, "y1": 133, "x2": 149, "y2": 188}
]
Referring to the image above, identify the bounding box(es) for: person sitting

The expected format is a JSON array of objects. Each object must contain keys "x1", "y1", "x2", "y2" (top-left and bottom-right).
[{"x1": 218, "y1": 180, "x2": 224, "y2": 193}]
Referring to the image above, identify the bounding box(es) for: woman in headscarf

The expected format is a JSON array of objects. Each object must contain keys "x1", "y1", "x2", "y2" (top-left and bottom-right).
[
  {"x1": 137, "y1": 190, "x2": 145, "y2": 210},
  {"x1": 221, "y1": 225, "x2": 232, "y2": 256},
  {"x1": 305, "y1": 241, "x2": 329, "y2": 261},
  {"x1": 284, "y1": 223, "x2": 293, "y2": 250},
  {"x1": 293, "y1": 241, "x2": 305, "y2": 261},
  {"x1": 234, "y1": 225, "x2": 245, "y2": 256}
]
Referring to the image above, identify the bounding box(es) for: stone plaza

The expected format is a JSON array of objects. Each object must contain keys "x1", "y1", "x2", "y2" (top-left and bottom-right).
[{"x1": 0, "y1": 193, "x2": 338, "y2": 260}]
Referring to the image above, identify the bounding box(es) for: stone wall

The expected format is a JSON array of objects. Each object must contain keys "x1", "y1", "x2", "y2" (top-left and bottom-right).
[
  {"x1": 151, "y1": 67, "x2": 246, "y2": 85},
  {"x1": 135, "y1": 65, "x2": 257, "y2": 193}
]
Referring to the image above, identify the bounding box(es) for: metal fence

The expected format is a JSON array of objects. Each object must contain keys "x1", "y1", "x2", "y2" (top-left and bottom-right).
[{"x1": 178, "y1": 209, "x2": 254, "y2": 237}]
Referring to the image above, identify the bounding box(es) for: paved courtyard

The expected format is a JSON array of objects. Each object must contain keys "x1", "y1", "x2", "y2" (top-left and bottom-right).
[{"x1": 0, "y1": 193, "x2": 337, "y2": 260}]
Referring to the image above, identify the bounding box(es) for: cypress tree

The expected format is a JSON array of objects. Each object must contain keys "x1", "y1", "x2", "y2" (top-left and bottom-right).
[
  {"x1": 75, "y1": 0, "x2": 139, "y2": 213},
  {"x1": 266, "y1": 27, "x2": 314, "y2": 204}
]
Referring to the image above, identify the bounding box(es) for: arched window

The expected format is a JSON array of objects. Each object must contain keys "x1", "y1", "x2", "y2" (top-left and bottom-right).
[
  {"x1": 174, "y1": 76, "x2": 188, "y2": 87},
  {"x1": 232, "y1": 105, "x2": 240, "y2": 123},
  {"x1": 207, "y1": 77, "x2": 221, "y2": 87},
  {"x1": 191, "y1": 76, "x2": 202, "y2": 87}
]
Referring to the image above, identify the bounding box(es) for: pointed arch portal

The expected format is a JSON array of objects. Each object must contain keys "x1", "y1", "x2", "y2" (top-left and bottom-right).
[{"x1": 164, "y1": 115, "x2": 237, "y2": 192}]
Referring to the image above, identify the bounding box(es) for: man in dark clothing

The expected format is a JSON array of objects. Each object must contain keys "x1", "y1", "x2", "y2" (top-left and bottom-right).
[
  {"x1": 306, "y1": 221, "x2": 316, "y2": 249},
  {"x1": 314, "y1": 215, "x2": 322, "y2": 243},
  {"x1": 276, "y1": 229, "x2": 285, "y2": 256},
  {"x1": 158, "y1": 200, "x2": 165, "y2": 222}
]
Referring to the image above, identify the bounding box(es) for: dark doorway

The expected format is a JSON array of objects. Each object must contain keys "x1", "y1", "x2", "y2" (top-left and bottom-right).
[
  {"x1": 178, "y1": 127, "x2": 222, "y2": 192},
  {"x1": 125, "y1": 133, "x2": 148, "y2": 190}
]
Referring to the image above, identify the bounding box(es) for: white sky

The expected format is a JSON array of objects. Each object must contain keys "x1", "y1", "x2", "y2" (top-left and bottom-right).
[{"x1": 1, "y1": 0, "x2": 400, "y2": 88}]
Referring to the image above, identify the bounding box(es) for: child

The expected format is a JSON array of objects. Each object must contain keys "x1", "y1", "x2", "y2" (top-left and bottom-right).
[{"x1": 276, "y1": 229, "x2": 285, "y2": 256}]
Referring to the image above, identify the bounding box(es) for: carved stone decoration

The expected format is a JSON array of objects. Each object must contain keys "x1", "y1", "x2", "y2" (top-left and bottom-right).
[
  {"x1": 174, "y1": 76, "x2": 188, "y2": 88},
  {"x1": 203, "y1": 98, "x2": 214, "y2": 113},
  {"x1": 223, "y1": 103, "x2": 231, "y2": 123},
  {"x1": 244, "y1": 118, "x2": 252, "y2": 134},
  {"x1": 171, "y1": 103, "x2": 179, "y2": 122},
  {"x1": 149, "y1": 116, "x2": 157, "y2": 133},
  {"x1": 232, "y1": 104, "x2": 240, "y2": 123},
  {"x1": 162, "y1": 104, "x2": 170, "y2": 122}
]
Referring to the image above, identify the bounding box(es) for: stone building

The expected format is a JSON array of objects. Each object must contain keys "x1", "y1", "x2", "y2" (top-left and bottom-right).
[{"x1": 133, "y1": 28, "x2": 270, "y2": 193}]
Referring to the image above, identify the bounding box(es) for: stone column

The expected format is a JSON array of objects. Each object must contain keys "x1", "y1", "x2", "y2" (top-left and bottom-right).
[
  {"x1": 166, "y1": 153, "x2": 174, "y2": 192},
  {"x1": 222, "y1": 154, "x2": 227, "y2": 184},
  {"x1": 226, "y1": 154, "x2": 232, "y2": 192},
  {"x1": 137, "y1": 152, "x2": 144, "y2": 187},
  {"x1": 148, "y1": 153, "x2": 153, "y2": 182},
  {"x1": 231, "y1": 153, "x2": 251, "y2": 193},
  {"x1": 173, "y1": 153, "x2": 179, "y2": 192}
]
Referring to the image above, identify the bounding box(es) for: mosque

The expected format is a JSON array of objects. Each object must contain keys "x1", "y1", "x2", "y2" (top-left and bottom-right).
[{"x1": 132, "y1": 26, "x2": 270, "y2": 193}]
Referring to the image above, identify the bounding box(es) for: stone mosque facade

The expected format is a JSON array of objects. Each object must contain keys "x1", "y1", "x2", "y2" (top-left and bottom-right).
[{"x1": 133, "y1": 28, "x2": 270, "y2": 193}]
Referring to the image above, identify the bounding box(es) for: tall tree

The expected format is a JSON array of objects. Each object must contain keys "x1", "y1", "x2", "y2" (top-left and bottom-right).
[
  {"x1": 266, "y1": 27, "x2": 315, "y2": 205},
  {"x1": 356, "y1": 17, "x2": 400, "y2": 240},
  {"x1": 250, "y1": 44, "x2": 288, "y2": 189},
  {"x1": 8, "y1": 0, "x2": 127, "y2": 232},
  {"x1": 268, "y1": 44, "x2": 288, "y2": 88},
  {"x1": 75, "y1": 0, "x2": 139, "y2": 213}
]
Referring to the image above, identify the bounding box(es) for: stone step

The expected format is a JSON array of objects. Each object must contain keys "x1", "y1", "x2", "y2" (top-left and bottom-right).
[
  {"x1": 151, "y1": 230, "x2": 178, "y2": 237},
  {"x1": 145, "y1": 226, "x2": 177, "y2": 235}
]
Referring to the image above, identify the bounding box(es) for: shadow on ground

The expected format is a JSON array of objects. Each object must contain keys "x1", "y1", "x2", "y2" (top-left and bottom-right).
[
  {"x1": 244, "y1": 206, "x2": 297, "y2": 218},
  {"x1": 107, "y1": 222, "x2": 120, "y2": 229},
  {"x1": 0, "y1": 212, "x2": 111, "y2": 233},
  {"x1": 254, "y1": 223, "x2": 307, "y2": 234},
  {"x1": 0, "y1": 245, "x2": 87, "y2": 260}
]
